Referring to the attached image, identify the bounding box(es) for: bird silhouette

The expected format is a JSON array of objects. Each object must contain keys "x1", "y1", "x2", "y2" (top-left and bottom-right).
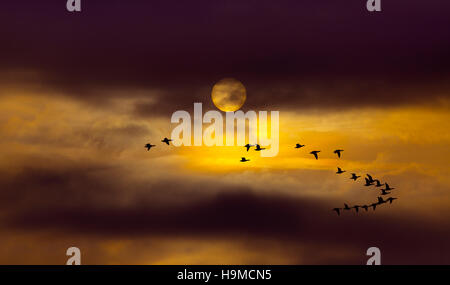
[
  {"x1": 374, "y1": 180, "x2": 385, "y2": 187},
  {"x1": 364, "y1": 178, "x2": 374, "y2": 186},
  {"x1": 343, "y1": 203, "x2": 351, "y2": 211},
  {"x1": 333, "y1": 208, "x2": 341, "y2": 216},
  {"x1": 336, "y1": 167, "x2": 346, "y2": 174},
  {"x1": 366, "y1": 174, "x2": 375, "y2": 183},
  {"x1": 310, "y1": 151, "x2": 321, "y2": 160},
  {"x1": 161, "y1": 137, "x2": 172, "y2": 145},
  {"x1": 380, "y1": 189, "x2": 391, "y2": 196},
  {"x1": 334, "y1": 149, "x2": 344, "y2": 158},
  {"x1": 377, "y1": 196, "x2": 386, "y2": 204},
  {"x1": 382, "y1": 183, "x2": 395, "y2": 191},
  {"x1": 145, "y1": 143, "x2": 155, "y2": 151},
  {"x1": 254, "y1": 144, "x2": 266, "y2": 151},
  {"x1": 386, "y1": 197, "x2": 398, "y2": 204},
  {"x1": 244, "y1": 144, "x2": 253, "y2": 151},
  {"x1": 361, "y1": 205, "x2": 369, "y2": 211},
  {"x1": 295, "y1": 143, "x2": 305, "y2": 149},
  {"x1": 240, "y1": 157, "x2": 250, "y2": 162},
  {"x1": 353, "y1": 205, "x2": 360, "y2": 213},
  {"x1": 350, "y1": 173, "x2": 361, "y2": 181}
]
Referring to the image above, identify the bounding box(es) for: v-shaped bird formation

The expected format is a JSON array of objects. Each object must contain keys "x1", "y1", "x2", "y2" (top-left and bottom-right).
[
  {"x1": 331, "y1": 172, "x2": 398, "y2": 216},
  {"x1": 145, "y1": 137, "x2": 398, "y2": 215},
  {"x1": 291, "y1": 143, "x2": 398, "y2": 215}
]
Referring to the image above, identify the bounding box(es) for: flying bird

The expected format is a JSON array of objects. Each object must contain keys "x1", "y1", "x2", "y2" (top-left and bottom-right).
[
  {"x1": 380, "y1": 189, "x2": 391, "y2": 196},
  {"x1": 350, "y1": 173, "x2": 361, "y2": 181},
  {"x1": 377, "y1": 196, "x2": 386, "y2": 204},
  {"x1": 310, "y1": 151, "x2": 321, "y2": 160},
  {"x1": 364, "y1": 178, "x2": 374, "y2": 186},
  {"x1": 383, "y1": 183, "x2": 395, "y2": 191},
  {"x1": 336, "y1": 167, "x2": 346, "y2": 174},
  {"x1": 375, "y1": 180, "x2": 385, "y2": 187},
  {"x1": 145, "y1": 143, "x2": 155, "y2": 151},
  {"x1": 254, "y1": 144, "x2": 266, "y2": 151},
  {"x1": 161, "y1": 137, "x2": 172, "y2": 145},
  {"x1": 334, "y1": 149, "x2": 344, "y2": 158},
  {"x1": 244, "y1": 144, "x2": 253, "y2": 151},
  {"x1": 386, "y1": 197, "x2": 398, "y2": 204},
  {"x1": 333, "y1": 208, "x2": 341, "y2": 216},
  {"x1": 366, "y1": 174, "x2": 375, "y2": 183},
  {"x1": 240, "y1": 157, "x2": 250, "y2": 162},
  {"x1": 295, "y1": 144, "x2": 305, "y2": 149},
  {"x1": 343, "y1": 203, "x2": 351, "y2": 211}
]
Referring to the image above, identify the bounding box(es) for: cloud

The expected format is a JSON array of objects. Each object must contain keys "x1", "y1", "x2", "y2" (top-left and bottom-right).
[
  {"x1": 0, "y1": 0, "x2": 449, "y2": 115},
  {"x1": 0, "y1": 162, "x2": 449, "y2": 264}
]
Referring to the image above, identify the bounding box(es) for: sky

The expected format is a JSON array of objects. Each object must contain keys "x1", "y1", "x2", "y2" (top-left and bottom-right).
[{"x1": 0, "y1": 0, "x2": 449, "y2": 264}]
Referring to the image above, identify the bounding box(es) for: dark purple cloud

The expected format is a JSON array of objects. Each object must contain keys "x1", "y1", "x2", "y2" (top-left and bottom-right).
[
  {"x1": 0, "y1": 0, "x2": 449, "y2": 114},
  {"x1": 2, "y1": 165, "x2": 450, "y2": 264}
]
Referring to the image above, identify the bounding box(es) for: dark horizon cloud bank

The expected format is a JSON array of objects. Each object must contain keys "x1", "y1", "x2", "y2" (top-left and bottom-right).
[
  {"x1": 1, "y1": 164, "x2": 449, "y2": 264},
  {"x1": 1, "y1": 0, "x2": 449, "y2": 115}
]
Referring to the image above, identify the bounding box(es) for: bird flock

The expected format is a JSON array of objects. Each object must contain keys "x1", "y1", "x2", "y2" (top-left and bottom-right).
[
  {"x1": 145, "y1": 139, "x2": 398, "y2": 215},
  {"x1": 331, "y1": 163, "x2": 398, "y2": 216}
]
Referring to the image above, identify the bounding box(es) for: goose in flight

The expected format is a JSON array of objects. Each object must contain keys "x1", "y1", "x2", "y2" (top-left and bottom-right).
[
  {"x1": 364, "y1": 178, "x2": 374, "y2": 186},
  {"x1": 334, "y1": 149, "x2": 344, "y2": 158},
  {"x1": 375, "y1": 180, "x2": 384, "y2": 187},
  {"x1": 244, "y1": 144, "x2": 253, "y2": 151},
  {"x1": 343, "y1": 203, "x2": 351, "y2": 211},
  {"x1": 310, "y1": 151, "x2": 321, "y2": 160},
  {"x1": 383, "y1": 183, "x2": 395, "y2": 191},
  {"x1": 336, "y1": 167, "x2": 346, "y2": 174},
  {"x1": 240, "y1": 157, "x2": 250, "y2": 162},
  {"x1": 145, "y1": 143, "x2": 155, "y2": 151},
  {"x1": 332, "y1": 208, "x2": 341, "y2": 216},
  {"x1": 350, "y1": 173, "x2": 361, "y2": 181},
  {"x1": 380, "y1": 189, "x2": 391, "y2": 196},
  {"x1": 377, "y1": 196, "x2": 386, "y2": 204},
  {"x1": 162, "y1": 137, "x2": 173, "y2": 145},
  {"x1": 295, "y1": 143, "x2": 305, "y2": 149},
  {"x1": 254, "y1": 144, "x2": 266, "y2": 151},
  {"x1": 386, "y1": 197, "x2": 398, "y2": 204},
  {"x1": 366, "y1": 174, "x2": 375, "y2": 183}
]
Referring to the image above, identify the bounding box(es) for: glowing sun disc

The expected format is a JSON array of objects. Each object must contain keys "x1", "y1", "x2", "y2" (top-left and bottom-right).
[{"x1": 211, "y1": 78, "x2": 247, "y2": 112}]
